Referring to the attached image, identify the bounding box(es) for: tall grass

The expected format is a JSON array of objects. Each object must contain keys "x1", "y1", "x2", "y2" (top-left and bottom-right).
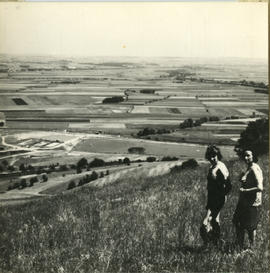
[{"x1": 0, "y1": 155, "x2": 269, "y2": 273}]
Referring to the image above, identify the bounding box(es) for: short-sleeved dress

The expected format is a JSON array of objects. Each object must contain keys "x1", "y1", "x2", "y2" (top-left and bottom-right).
[
  {"x1": 206, "y1": 161, "x2": 231, "y2": 217},
  {"x1": 233, "y1": 163, "x2": 263, "y2": 231}
]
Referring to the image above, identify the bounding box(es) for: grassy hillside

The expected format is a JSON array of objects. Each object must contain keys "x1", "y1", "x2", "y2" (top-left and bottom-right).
[{"x1": 0, "y1": 155, "x2": 269, "y2": 273}]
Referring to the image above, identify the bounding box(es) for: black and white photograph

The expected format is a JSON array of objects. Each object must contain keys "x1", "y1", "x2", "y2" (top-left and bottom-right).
[{"x1": 0, "y1": 2, "x2": 268, "y2": 272}]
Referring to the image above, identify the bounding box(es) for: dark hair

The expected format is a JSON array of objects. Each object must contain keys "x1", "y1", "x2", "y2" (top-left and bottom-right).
[
  {"x1": 205, "y1": 145, "x2": 222, "y2": 161},
  {"x1": 244, "y1": 150, "x2": 258, "y2": 163}
]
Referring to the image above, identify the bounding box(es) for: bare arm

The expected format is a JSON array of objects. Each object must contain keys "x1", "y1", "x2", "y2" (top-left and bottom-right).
[
  {"x1": 240, "y1": 165, "x2": 263, "y2": 193},
  {"x1": 240, "y1": 187, "x2": 262, "y2": 192}
]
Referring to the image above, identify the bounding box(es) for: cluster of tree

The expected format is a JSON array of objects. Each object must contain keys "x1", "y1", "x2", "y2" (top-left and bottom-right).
[
  {"x1": 19, "y1": 163, "x2": 69, "y2": 175},
  {"x1": 128, "y1": 147, "x2": 145, "y2": 154},
  {"x1": 102, "y1": 96, "x2": 124, "y2": 104},
  {"x1": 161, "y1": 156, "x2": 178, "y2": 161},
  {"x1": 234, "y1": 118, "x2": 269, "y2": 159},
  {"x1": 166, "y1": 69, "x2": 194, "y2": 79},
  {"x1": 7, "y1": 174, "x2": 48, "y2": 191},
  {"x1": 140, "y1": 89, "x2": 156, "y2": 94},
  {"x1": 76, "y1": 157, "x2": 134, "y2": 173},
  {"x1": 137, "y1": 127, "x2": 171, "y2": 137},
  {"x1": 180, "y1": 116, "x2": 219, "y2": 129},
  {"x1": 146, "y1": 157, "x2": 156, "y2": 162},
  {"x1": 189, "y1": 77, "x2": 268, "y2": 90},
  {"x1": 170, "y1": 158, "x2": 199, "y2": 173},
  {"x1": 0, "y1": 160, "x2": 16, "y2": 172},
  {"x1": 239, "y1": 80, "x2": 268, "y2": 89},
  {"x1": 67, "y1": 170, "x2": 110, "y2": 190},
  {"x1": 51, "y1": 79, "x2": 80, "y2": 84},
  {"x1": 254, "y1": 89, "x2": 268, "y2": 94}
]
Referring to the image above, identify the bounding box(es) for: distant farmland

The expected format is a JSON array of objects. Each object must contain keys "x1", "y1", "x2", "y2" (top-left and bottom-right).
[{"x1": 0, "y1": 55, "x2": 268, "y2": 202}]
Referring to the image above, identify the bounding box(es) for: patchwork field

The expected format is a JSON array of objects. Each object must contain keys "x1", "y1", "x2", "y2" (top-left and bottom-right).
[{"x1": 0, "y1": 55, "x2": 268, "y2": 203}]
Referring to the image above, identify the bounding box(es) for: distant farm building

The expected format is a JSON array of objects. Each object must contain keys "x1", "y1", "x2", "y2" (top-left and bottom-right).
[{"x1": 0, "y1": 112, "x2": 6, "y2": 127}]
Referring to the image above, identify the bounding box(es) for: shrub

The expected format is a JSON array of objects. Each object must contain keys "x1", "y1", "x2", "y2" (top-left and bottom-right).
[
  {"x1": 7, "y1": 165, "x2": 15, "y2": 172},
  {"x1": 209, "y1": 116, "x2": 220, "y2": 122},
  {"x1": 29, "y1": 176, "x2": 38, "y2": 186},
  {"x1": 20, "y1": 179, "x2": 27, "y2": 189},
  {"x1": 181, "y1": 158, "x2": 199, "y2": 169},
  {"x1": 146, "y1": 156, "x2": 156, "y2": 162},
  {"x1": 77, "y1": 158, "x2": 88, "y2": 169},
  {"x1": 170, "y1": 165, "x2": 182, "y2": 173},
  {"x1": 128, "y1": 147, "x2": 145, "y2": 154},
  {"x1": 123, "y1": 157, "x2": 130, "y2": 164},
  {"x1": 67, "y1": 181, "x2": 76, "y2": 190},
  {"x1": 89, "y1": 158, "x2": 105, "y2": 168},
  {"x1": 13, "y1": 182, "x2": 20, "y2": 189},
  {"x1": 60, "y1": 164, "x2": 68, "y2": 171},
  {"x1": 161, "y1": 156, "x2": 178, "y2": 161},
  {"x1": 42, "y1": 174, "x2": 48, "y2": 182},
  {"x1": 234, "y1": 118, "x2": 269, "y2": 158},
  {"x1": 90, "y1": 171, "x2": 98, "y2": 181},
  {"x1": 180, "y1": 118, "x2": 194, "y2": 129}
]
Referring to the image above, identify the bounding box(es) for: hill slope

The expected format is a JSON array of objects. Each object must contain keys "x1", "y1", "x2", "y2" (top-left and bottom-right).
[{"x1": 0, "y1": 155, "x2": 269, "y2": 273}]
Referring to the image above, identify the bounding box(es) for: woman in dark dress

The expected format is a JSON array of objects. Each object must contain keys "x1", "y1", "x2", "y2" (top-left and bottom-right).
[
  {"x1": 200, "y1": 145, "x2": 232, "y2": 245},
  {"x1": 233, "y1": 150, "x2": 263, "y2": 249}
]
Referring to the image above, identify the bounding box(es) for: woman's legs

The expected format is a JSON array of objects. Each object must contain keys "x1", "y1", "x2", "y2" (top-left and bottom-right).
[
  {"x1": 235, "y1": 226, "x2": 245, "y2": 249},
  {"x1": 247, "y1": 229, "x2": 256, "y2": 247},
  {"x1": 210, "y1": 208, "x2": 221, "y2": 243}
]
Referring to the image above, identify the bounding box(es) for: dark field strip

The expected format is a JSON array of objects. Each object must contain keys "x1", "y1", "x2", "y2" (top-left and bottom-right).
[
  {"x1": 11, "y1": 98, "x2": 28, "y2": 105},
  {"x1": 0, "y1": 110, "x2": 45, "y2": 113},
  {"x1": 6, "y1": 118, "x2": 90, "y2": 122}
]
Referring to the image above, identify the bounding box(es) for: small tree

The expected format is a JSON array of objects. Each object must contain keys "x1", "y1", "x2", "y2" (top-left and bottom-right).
[
  {"x1": 20, "y1": 179, "x2": 27, "y2": 189},
  {"x1": 234, "y1": 118, "x2": 269, "y2": 158},
  {"x1": 146, "y1": 156, "x2": 156, "y2": 162},
  {"x1": 90, "y1": 171, "x2": 98, "y2": 181},
  {"x1": 19, "y1": 163, "x2": 26, "y2": 173},
  {"x1": 42, "y1": 174, "x2": 48, "y2": 182},
  {"x1": 89, "y1": 158, "x2": 105, "y2": 168},
  {"x1": 60, "y1": 164, "x2": 68, "y2": 171},
  {"x1": 29, "y1": 176, "x2": 38, "y2": 186},
  {"x1": 77, "y1": 158, "x2": 88, "y2": 169},
  {"x1": 7, "y1": 165, "x2": 15, "y2": 172},
  {"x1": 123, "y1": 157, "x2": 130, "y2": 165}
]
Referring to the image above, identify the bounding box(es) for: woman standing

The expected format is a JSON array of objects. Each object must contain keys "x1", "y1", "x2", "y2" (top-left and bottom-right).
[
  {"x1": 200, "y1": 145, "x2": 232, "y2": 245},
  {"x1": 233, "y1": 150, "x2": 263, "y2": 249}
]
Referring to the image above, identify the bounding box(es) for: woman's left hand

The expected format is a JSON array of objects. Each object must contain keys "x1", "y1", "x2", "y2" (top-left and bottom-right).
[{"x1": 240, "y1": 187, "x2": 245, "y2": 192}]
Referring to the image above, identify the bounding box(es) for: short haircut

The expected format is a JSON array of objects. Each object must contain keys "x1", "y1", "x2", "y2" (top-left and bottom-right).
[
  {"x1": 244, "y1": 150, "x2": 258, "y2": 163},
  {"x1": 205, "y1": 145, "x2": 223, "y2": 161}
]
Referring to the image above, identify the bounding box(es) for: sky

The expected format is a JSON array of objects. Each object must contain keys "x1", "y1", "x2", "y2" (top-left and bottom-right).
[{"x1": 0, "y1": 2, "x2": 268, "y2": 59}]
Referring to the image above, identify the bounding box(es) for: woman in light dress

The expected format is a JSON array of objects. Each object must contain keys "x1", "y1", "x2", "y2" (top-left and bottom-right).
[{"x1": 233, "y1": 150, "x2": 263, "y2": 248}]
